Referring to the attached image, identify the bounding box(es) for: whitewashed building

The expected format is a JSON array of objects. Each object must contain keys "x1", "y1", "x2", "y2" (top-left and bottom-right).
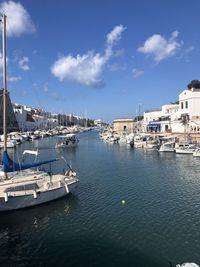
[
  {"x1": 13, "y1": 104, "x2": 36, "y2": 131},
  {"x1": 143, "y1": 86, "x2": 200, "y2": 133}
]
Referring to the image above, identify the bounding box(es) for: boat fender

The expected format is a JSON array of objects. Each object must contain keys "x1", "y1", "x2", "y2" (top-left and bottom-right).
[
  {"x1": 65, "y1": 183, "x2": 69, "y2": 193},
  {"x1": 45, "y1": 182, "x2": 51, "y2": 190},
  {"x1": 4, "y1": 192, "x2": 8, "y2": 202},
  {"x1": 33, "y1": 190, "x2": 37, "y2": 199}
]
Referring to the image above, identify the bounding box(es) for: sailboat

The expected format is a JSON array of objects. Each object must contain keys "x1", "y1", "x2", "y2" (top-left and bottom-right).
[{"x1": 0, "y1": 14, "x2": 79, "y2": 212}]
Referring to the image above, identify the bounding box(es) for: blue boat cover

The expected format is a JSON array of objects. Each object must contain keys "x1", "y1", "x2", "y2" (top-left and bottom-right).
[{"x1": 2, "y1": 151, "x2": 57, "y2": 173}]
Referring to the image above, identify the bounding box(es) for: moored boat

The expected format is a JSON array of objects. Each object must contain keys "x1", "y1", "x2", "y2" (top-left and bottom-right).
[
  {"x1": 175, "y1": 141, "x2": 197, "y2": 154},
  {"x1": 0, "y1": 14, "x2": 79, "y2": 212},
  {"x1": 158, "y1": 141, "x2": 175, "y2": 152},
  {"x1": 55, "y1": 133, "x2": 79, "y2": 148}
]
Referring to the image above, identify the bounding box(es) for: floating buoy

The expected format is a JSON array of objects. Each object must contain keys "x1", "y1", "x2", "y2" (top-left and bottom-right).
[{"x1": 122, "y1": 200, "x2": 125, "y2": 205}]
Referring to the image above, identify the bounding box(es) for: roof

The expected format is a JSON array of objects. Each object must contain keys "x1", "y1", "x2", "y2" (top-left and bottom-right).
[{"x1": 113, "y1": 118, "x2": 134, "y2": 123}]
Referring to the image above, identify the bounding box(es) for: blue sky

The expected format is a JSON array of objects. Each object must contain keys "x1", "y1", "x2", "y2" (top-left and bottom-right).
[{"x1": 0, "y1": 0, "x2": 200, "y2": 123}]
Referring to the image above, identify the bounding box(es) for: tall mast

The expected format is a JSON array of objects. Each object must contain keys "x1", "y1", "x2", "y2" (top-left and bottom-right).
[
  {"x1": 2, "y1": 14, "x2": 8, "y2": 179},
  {"x1": 2, "y1": 14, "x2": 7, "y2": 152}
]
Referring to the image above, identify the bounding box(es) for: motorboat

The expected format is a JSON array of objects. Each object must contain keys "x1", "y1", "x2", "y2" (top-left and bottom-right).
[
  {"x1": 0, "y1": 14, "x2": 79, "y2": 212},
  {"x1": 193, "y1": 147, "x2": 200, "y2": 157},
  {"x1": 55, "y1": 133, "x2": 79, "y2": 148},
  {"x1": 134, "y1": 134, "x2": 147, "y2": 148},
  {"x1": 158, "y1": 141, "x2": 175, "y2": 152},
  {"x1": 175, "y1": 141, "x2": 197, "y2": 154}
]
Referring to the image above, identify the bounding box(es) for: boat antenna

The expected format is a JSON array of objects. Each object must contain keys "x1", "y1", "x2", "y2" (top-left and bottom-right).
[
  {"x1": 60, "y1": 156, "x2": 74, "y2": 172},
  {"x1": 1, "y1": 14, "x2": 8, "y2": 179}
]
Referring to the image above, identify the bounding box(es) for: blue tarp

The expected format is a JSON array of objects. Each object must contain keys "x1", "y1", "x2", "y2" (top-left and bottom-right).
[
  {"x1": 2, "y1": 151, "x2": 57, "y2": 173},
  {"x1": 147, "y1": 123, "x2": 160, "y2": 127}
]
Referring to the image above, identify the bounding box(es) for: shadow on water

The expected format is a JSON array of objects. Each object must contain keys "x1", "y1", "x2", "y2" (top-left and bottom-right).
[
  {"x1": 0, "y1": 229, "x2": 167, "y2": 267},
  {"x1": 0, "y1": 194, "x2": 168, "y2": 267}
]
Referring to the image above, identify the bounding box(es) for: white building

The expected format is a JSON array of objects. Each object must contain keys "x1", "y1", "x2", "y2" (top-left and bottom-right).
[
  {"x1": 94, "y1": 119, "x2": 103, "y2": 127},
  {"x1": 143, "y1": 86, "x2": 200, "y2": 134},
  {"x1": 13, "y1": 104, "x2": 36, "y2": 131}
]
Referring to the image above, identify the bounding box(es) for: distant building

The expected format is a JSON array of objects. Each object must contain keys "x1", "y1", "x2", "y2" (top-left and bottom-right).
[
  {"x1": 94, "y1": 119, "x2": 103, "y2": 127},
  {"x1": 113, "y1": 118, "x2": 134, "y2": 133}
]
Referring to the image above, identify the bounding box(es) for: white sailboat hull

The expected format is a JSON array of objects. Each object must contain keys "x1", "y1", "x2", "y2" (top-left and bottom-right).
[
  {"x1": 0, "y1": 181, "x2": 78, "y2": 212},
  {"x1": 0, "y1": 170, "x2": 79, "y2": 212}
]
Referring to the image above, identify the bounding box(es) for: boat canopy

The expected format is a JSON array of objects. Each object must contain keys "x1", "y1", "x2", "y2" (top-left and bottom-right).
[
  {"x1": 23, "y1": 150, "x2": 38, "y2": 156},
  {"x1": 2, "y1": 151, "x2": 57, "y2": 173},
  {"x1": 58, "y1": 134, "x2": 76, "y2": 138},
  {"x1": 147, "y1": 123, "x2": 160, "y2": 127}
]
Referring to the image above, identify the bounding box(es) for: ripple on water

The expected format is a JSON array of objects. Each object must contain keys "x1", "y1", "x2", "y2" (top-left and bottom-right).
[{"x1": 0, "y1": 132, "x2": 200, "y2": 266}]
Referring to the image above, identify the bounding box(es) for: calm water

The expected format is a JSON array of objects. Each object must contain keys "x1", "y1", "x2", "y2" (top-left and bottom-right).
[{"x1": 0, "y1": 131, "x2": 200, "y2": 267}]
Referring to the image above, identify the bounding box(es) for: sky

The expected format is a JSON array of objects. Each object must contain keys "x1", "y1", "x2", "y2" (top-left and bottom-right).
[{"x1": 0, "y1": 0, "x2": 200, "y2": 123}]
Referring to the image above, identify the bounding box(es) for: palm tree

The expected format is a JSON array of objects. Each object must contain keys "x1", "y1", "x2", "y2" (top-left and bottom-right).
[{"x1": 181, "y1": 113, "x2": 189, "y2": 139}]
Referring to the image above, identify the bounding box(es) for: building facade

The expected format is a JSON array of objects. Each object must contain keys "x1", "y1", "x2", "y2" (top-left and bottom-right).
[
  {"x1": 113, "y1": 118, "x2": 134, "y2": 133},
  {"x1": 143, "y1": 86, "x2": 200, "y2": 134}
]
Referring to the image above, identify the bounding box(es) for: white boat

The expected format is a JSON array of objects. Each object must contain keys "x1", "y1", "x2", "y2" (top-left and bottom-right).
[
  {"x1": 0, "y1": 140, "x2": 16, "y2": 148},
  {"x1": 0, "y1": 14, "x2": 79, "y2": 212},
  {"x1": 55, "y1": 133, "x2": 79, "y2": 148},
  {"x1": 134, "y1": 134, "x2": 147, "y2": 148},
  {"x1": 193, "y1": 147, "x2": 200, "y2": 157},
  {"x1": 176, "y1": 263, "x2": 199, "y2": 267},
  {"x1": 175, "y1": 141, "x2": 197, "y2": 154},
  {"x1": 158, "y1": 141, "x2": 175, "y2": 152}
]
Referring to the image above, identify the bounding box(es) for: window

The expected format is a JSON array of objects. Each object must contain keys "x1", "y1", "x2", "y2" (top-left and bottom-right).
[
  {"x1": 181, "y1": 102, "x2": 184, "y2": 109},
  {"x1": 185, "y1": 101, "x2": 188, "y2": 109}
]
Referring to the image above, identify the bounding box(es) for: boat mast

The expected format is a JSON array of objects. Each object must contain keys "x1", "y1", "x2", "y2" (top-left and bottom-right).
[
  {"x1": 2, "y1": 14, "x2": 7, "y2": 152},
  {"x1": 2, "y1": 14, "x2": 8, "y2": 179}
]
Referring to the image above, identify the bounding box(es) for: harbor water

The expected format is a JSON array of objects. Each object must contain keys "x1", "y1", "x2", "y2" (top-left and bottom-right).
[{"x1": 0, "y1": 130, "x2": 200, "y2": 266}]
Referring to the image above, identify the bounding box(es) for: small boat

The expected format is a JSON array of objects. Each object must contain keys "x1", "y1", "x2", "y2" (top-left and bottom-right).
[
  {"x1": 175, "y1": 141, "x2": 197, "y2": 154},
  {"x1": 193, "y1": 147, "x2": 200, "y2": 157},
  {"x1": 0, "y1": 14, "x2": 79, "y2": 212},
  {"x1": 176, "y1": 263, "x2": 199, "y2": 267},
  {"x1": 55, "y1": 133, "x2": 79, "y2": 148},
  {"x1": 134, "y1": 134, "x2": 147, "y2": 148},
  {"x1": 158, "y1": 141, "x2": 175, "y2": 152}
]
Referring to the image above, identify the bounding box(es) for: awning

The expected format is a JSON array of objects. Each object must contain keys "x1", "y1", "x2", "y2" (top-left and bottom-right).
[{"x1": 147, "y1": 123, "x2": 160, "y2": 127}]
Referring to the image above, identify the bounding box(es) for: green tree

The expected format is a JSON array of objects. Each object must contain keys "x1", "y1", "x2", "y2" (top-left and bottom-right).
[{"x1": 187, "y1": 80, "x2": 200, "y2": 89}]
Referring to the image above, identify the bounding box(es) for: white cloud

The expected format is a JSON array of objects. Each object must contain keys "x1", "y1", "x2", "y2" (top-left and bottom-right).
[
  {"x1": 51, "y1": 25, "x2": 126, "y2": 87},
  {"x1": 178, "y1": 45, "x2": 194, "y2": 60},
  {"x1": 138, "y1": 31, "x2": 182, "y2": 62},
  {"x1": 132, "y1": 68, "x2": 144, "y2": 78},
  {"x1": 0, "y1": 1, "x2": 36, "y2": 37},
  {"x1": 18, "y1": 57, "x2": 30, "y2": 71},
  {"x1": 106, "y1": 25, "x2": 126, "y2": 46},
  {"x1": 7, "y1": 75, "x2": 21, "y2": 82}
]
